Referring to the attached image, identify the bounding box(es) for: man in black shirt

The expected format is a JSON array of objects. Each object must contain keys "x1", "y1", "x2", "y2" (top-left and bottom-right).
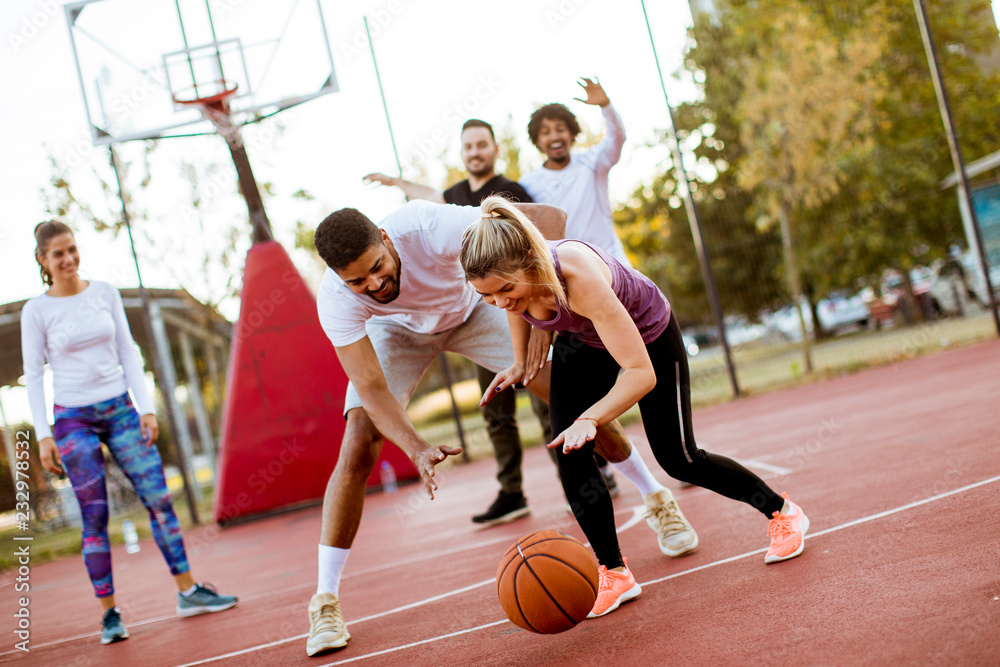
[{"x1": 364, "y1": 119, "x2": 561, "y2": 525}]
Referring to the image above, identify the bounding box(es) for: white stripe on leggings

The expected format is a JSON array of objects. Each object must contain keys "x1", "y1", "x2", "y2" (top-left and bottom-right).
[{"x1": 676, "y1": 361, "x2": 693, "y2": 463}]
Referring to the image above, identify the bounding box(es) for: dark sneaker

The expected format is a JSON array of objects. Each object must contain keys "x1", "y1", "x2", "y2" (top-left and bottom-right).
[
  {"x1": 472, "y1": 492, "x2": 531, "y2": 526},
  {"x1": 101, "y1": 607, "x2": 129, "y2": 645},
  {"x1": 177, "y1": 582, "x2": 239, "y2": 617},
  {"x1": 599, "y1": 465, "x2": 621, "y2": 498}
]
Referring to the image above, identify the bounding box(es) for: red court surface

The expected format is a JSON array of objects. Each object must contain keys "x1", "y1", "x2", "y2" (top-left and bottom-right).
[{"x1": 3, "y1": 340, "x2": 998, "y2": 666}]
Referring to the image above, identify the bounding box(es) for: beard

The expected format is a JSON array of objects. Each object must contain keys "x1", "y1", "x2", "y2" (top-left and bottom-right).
[
  {"x1": 367, "y1": 277, "x2": 400, "y2": 304},
  {"x1": 465, "y1": 161, "x2": 494, "y2": 179}
]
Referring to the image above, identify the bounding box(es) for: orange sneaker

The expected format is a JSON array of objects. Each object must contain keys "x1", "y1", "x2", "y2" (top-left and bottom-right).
[
  {"x1": 587, "y1": 557, "x2": 642, "y2": 618},
  {"x1": 765, "y1": 492, "x2": 809, "y2": 564}
]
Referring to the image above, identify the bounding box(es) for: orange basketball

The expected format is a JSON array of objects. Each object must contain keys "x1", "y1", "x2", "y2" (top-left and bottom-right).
[{"x1": 496, "y1": 530, "x2": 599, "y2": 634}]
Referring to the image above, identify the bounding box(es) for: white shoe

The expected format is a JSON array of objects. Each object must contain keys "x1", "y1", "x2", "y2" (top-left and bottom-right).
[
  {"x1": 644, "y1": 489, "x2": 698, "y2": 557},
  {"x1": 307, "y1": 592, "x2": 351, "y2": 656}
]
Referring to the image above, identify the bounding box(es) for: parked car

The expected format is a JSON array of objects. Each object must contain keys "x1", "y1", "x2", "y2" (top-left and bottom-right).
[
  {"x1": 764, "y1": 292, "x2": 871, "y2": 341},
  {"x1": 863, "y1": 266, "x2": 938, "y2": 326},
  {"x1": 724, "y1": 316, "x2": 768, "y2": 346},
  {"x1": 928, "y1": 251, "x2": 1000, "y2": 316}
]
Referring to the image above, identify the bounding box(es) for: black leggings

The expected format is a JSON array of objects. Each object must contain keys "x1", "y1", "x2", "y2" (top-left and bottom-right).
[{"x1": 550, "y1": 316, "x2": 784, "y2": 569}]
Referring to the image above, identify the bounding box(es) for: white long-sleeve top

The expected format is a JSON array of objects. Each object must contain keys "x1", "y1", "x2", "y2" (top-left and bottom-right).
[
  {"x1": 20, "y1": 281, "x2": 155, "y2": 440},
  {"x1": 520, "y1": 103, "x2": 631, "y2": 267}
]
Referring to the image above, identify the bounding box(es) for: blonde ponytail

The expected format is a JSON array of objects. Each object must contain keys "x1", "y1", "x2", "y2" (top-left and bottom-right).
[{"x1": 460, "y1": 196, "x2": 567, "y2": 307}]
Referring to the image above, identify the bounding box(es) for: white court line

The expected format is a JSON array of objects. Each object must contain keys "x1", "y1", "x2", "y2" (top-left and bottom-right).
[
  {"x1": 0, "y1": 504, "x2": 642, "y2": 660},
  {"x1": 320, "y1": 621, "x2": 509, "y2": 666},
  {"x1": 174, "y1": 508, "x2": 648, "y2": 667},
  {"x1": 179, "y1": 473, "x2": 1000, "y2": 666}
]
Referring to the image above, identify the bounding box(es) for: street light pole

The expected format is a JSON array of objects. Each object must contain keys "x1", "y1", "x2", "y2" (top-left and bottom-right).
[
  {"x1": 912, "y1": 0, "x2": 1000, "y2": 335},
  {"x1": 640, "y1": 0, "x2": 741, "y2": 396}
]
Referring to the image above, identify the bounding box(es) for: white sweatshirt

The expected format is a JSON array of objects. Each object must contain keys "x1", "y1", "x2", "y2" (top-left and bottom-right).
[
  {"x1": 20, "y1": 281, "x2": 155, "y2": 440},
  {"x1": 520, "y1": 103, "x2": 631, "y2": 267}
]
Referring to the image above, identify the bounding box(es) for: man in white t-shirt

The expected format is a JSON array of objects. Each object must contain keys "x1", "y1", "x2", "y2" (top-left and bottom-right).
[
  {"x1": 305, "y1": 200, "x2": 576, "y2": 655},
  {"x1": 520, "y1": 77, "x2": 630, "y2": 266}
]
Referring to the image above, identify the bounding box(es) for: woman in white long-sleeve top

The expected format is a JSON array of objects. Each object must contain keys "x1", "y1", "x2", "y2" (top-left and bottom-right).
[{"x1": 21, "y1": 221, "x2": 237, "y2": 645}]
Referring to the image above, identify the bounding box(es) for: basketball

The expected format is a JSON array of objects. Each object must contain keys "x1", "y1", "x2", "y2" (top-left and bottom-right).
[{"x1": 496, "y1": 530, "x2": 599, "y2": 634}]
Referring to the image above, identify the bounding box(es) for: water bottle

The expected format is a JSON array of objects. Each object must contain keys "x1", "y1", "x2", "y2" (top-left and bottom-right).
[
  {"x1": 379, "y1": 461, "x2": 398, "y2": 495},
  {"x1": 122, "y1": 518, "x2": 140, "y2": 554}
]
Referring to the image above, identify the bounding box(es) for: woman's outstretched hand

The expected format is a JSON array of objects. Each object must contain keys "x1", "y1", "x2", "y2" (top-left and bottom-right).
[
  {"x1": 479, "y1": 364, "x2": 526, "y2": 406},
  {"x1": 524, "y1": 328, "x2": 553, "y2": 386},
  {"x1": 547, "y1": 418, "x2": 598, "y2": 454}
]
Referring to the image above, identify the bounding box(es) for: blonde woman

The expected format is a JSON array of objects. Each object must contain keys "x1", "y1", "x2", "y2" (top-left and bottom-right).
[{"x1": 461, "y1": 197, "x2": 810, "y2": 618}]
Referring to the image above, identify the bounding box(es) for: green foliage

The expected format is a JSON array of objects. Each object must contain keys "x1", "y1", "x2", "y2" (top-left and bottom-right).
[{"x1": 618, "y1": 0, "x2": 1000, "y2": 323}]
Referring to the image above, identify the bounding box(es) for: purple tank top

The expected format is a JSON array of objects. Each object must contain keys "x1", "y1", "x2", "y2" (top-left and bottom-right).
[{"x1": 521, "y1": 240, "x2": 671, "y2": 349}]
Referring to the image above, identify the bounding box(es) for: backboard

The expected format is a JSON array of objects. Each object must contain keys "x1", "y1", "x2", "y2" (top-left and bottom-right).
[{"x1": 64, "y1": 0, "x2": 339, "y2": 145}]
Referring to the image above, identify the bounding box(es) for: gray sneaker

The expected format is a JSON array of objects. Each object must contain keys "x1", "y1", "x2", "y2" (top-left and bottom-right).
[
  {"x1": 176, "y1": 583, "x2": 238, "y2": 617},
  {"x1": 101, "y1": 607, "x2": 129, "y2": 644},
  {"x1": 307, "y1": 592, "x2": 351, "y2": 656},
  {"x1": 644, "y1": 489, "x2": 699, "y2": 557}
]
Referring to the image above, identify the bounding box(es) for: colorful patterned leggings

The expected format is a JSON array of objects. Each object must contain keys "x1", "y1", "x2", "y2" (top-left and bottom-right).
[{"x1": 53, "y1": 393, "x2": 189, "y2": 598}]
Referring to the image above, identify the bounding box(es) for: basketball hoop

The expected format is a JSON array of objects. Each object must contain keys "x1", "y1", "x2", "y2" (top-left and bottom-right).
[
  {"x1": 173, "y1": 84, "x2": 240, "y2": 142},
  {"x1": 172, "y1": 83, "x2": 239, "y2": 115}
]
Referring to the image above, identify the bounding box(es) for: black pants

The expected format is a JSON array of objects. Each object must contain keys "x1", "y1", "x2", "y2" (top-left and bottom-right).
[{"x1": 550, "y1": 316, "x2": 784, "y2": 568}]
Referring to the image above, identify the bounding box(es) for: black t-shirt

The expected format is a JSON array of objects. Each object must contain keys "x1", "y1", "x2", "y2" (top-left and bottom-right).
[{"x1": 442, "y1": 175, "x2": 533, "y2": 206}]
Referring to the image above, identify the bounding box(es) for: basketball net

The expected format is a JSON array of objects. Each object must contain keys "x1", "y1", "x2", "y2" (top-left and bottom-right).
[{"x1": 200, "y1": 102, "x2": 244, "y2": 150}]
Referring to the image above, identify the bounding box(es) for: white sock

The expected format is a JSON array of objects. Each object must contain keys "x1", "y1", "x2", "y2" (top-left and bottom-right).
[
  {"x1": 610, "y1": 445, "x2": 666, "y2": 498},
  {"x1": 317, "y1": 544, "x2": 350, "y2": 597},
  {"x1": 181, "y1": 584, "x2": 198, "y2": 597}
]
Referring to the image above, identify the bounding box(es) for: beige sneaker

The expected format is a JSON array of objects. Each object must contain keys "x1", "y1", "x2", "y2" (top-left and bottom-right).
[
  {"x1": 644, "y1": 489, "x2": 698, "y2": 557},
  {"x1": 307, "y1": 592, "x2": 351, "y2": 656}
]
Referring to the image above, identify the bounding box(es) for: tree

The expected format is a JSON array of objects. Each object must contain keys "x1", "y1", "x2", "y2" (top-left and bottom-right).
[
  {"x1": 42, "y1": 140, "x2": 248, "y2": 310},
  {"x1": 630, "y1": 0, "x2": 1000, "y2": 344},
  {"x1": 615, "y1": 7, "x2": 788, "y2": 326},
  {"x1": 732, "y1": 4, "x2": 889, "y2": 363}
]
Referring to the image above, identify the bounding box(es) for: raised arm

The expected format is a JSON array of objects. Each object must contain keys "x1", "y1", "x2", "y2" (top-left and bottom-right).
[
  {"x1": 335, "y1": 335, "x2": 461, "y2": 498},
  {"x1": 363, "y1": 172, "x2": 445, "y2": 204},
  {"x1": 574, "y1": 78, "x2": 625, "y2": 173}
]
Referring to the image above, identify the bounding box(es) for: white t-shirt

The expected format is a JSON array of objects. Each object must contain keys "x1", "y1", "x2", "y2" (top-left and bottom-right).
[
  {"x1": 317, "y1": 200, "x2": 483, "y2": 347},
  {"x1": 20, "y1": 280, "x2": 156, "y2": 441},
  {"x1": 520, "y1": 103, "x2": 631, "y2": 267}
]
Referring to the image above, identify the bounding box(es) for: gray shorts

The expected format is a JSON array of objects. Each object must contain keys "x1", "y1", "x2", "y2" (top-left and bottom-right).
[{"x1": 343, "y1": 299, "x2": 516, "y2": 415}]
